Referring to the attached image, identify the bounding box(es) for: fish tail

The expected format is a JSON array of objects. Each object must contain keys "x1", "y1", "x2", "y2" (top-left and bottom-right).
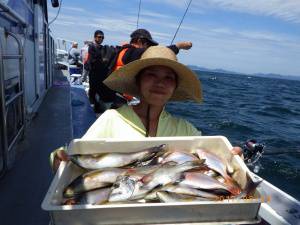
[
  {"x1": 235, "y1": 173, "x2": 263, "y2": 198},
  {"x1": 222, "y1": 175, "x2": 242, "y2": 195}
]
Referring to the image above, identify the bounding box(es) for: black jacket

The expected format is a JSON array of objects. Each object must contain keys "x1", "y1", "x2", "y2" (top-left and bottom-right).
[{"x1": 85, "y1": 43, "x2": 180, "y2": 102}]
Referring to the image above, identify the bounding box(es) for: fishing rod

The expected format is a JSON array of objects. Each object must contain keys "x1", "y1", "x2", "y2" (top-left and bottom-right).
[
  {"x1": 170, "y1": 0, "x2": 193, "y2": 45},
  {"x1": 136, "y1": 0, "x2": 142, "y2": 29}
]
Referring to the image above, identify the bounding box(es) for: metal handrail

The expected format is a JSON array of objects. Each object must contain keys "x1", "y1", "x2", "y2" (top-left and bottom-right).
[
  {"x1": 0, "y1": 3, "x2": 27, "y2": 27},
  {"x1": 3, "y1": 55, "x2": 23, "y2": 59},
  {"x1": 0, "y1": 29, "x2": 25, "y2": 178},
  {"x1": 5, "y1": 91, "x2": 23, "y2": 107},
  {"x1": 0, "y1": 32, "x2": 8, "y2": 178}
]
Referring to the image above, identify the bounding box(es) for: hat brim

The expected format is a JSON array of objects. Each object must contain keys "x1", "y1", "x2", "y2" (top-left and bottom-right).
[
  {"x1": 147, "y1": 39, "x2": 158, "y2": 46},
  {"x1": 104, "y1": 57, "x2": 203, "y2": 103}
]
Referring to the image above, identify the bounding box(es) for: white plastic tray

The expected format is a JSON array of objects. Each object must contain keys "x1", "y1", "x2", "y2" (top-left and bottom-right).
[{"x1": 42, "y1": 136, "x2": 261, "y2": 225}]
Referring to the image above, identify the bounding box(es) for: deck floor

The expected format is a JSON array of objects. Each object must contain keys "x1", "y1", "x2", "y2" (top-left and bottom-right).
[{"x1": 0, "y1": 70, "x2": 72, "y2": 225}]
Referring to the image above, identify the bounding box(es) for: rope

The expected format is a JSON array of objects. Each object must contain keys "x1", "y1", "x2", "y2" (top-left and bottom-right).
[
  {"x1": 171, "y1": 0, "x2": 193, "y2": 44},
  {"x1": 48, "y1": 0, "x2": 63, "y2": 26},
  {"x1": 145, "y1": 105, "x2": 150, "y2": 137},
  {"x1": 137, "y1": 0, "x2": 142, "y2": 29}
]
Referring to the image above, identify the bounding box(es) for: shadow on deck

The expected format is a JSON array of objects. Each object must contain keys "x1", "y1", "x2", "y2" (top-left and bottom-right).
[{"x1": 0, "y1": 69, "x2": 73, "y2": 225}]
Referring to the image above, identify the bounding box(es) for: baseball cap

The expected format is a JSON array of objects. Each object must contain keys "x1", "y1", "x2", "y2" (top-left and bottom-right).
[{"x1": 130, "y1": 29, "x2": 158, "y2": 46}]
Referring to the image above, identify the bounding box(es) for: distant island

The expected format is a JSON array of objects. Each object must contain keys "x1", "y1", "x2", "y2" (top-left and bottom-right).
[{"x1": 188, "y1": 65, "x2": 300, "y2": 81}]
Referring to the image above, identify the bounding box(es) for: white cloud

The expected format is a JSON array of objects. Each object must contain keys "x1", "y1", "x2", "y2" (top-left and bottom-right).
[
  {"x1": 140, "y1": 9, "x2": 174, "y2": 19},
  {"x1": 196, "y1": 0, "x2": 300, "y2": 24},
  {"x1": 63, "y1": 6, "x2": 87, "y2": 13},
  {"x1": 146, "y1": 0, "x2": 300, "y2": 24}
]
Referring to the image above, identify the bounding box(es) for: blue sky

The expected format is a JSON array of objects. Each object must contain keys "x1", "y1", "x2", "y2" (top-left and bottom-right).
[{"x1": 48, "y1": 0, "x2": 300, "y2": 76}]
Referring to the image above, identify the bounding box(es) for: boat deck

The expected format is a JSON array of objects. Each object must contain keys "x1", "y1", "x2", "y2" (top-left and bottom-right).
[{"x1": 0, "y1": 69, "x2": 94, "y2": 225}]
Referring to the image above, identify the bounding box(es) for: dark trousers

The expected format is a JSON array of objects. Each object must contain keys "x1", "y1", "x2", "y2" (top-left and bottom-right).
[{"x1": 88, "y1": 74, "x2": 117, "y2": 113}]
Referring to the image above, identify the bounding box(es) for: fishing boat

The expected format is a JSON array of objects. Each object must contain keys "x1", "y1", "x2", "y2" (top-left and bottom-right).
[
  {"x1": 55, "y1": 38, "x2": 73, "y2": 70},
  {"x1": 0, "y1": 1, "x2": 299, "y2": 225}
]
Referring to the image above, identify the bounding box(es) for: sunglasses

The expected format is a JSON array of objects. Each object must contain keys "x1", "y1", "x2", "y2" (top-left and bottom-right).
[{"x1": 96, "y1": 36, "x2": 104, "y2": 39}]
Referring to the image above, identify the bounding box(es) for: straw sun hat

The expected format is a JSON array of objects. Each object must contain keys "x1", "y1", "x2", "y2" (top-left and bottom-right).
[{"x1": 103, "y1": 46, "x2": 203, "y2": 103}]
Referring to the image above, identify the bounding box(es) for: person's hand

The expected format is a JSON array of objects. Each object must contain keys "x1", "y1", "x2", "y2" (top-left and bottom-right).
[
  {"x1": 175, "y1": 41, "x2": 192, "y2": 50},
  {"x1": 53, "y1": 149, "x2": 69, "y2": 172}
]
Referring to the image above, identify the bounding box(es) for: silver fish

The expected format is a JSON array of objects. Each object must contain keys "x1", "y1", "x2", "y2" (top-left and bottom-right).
[
  {"x1": 142, "y1": 160, "x2": 205, "y2": 191},
  {"x1": 108, "y1": 164, "x2": 163, "y2": 202},
  {"x1": 76, "y1": 188, "x2": 111, "y2": 205},
  {"x1": 180, "y1": 172, "x2": 241, "y2": 195},
  {"x1": 160, "y1": 184, "x2": 219, "y2": 200},
  {"x1": 63, "y1": 168, "x2": 124, "y2": 198},
  {"x1": 156, "y1": 191, "x2": 207, "y2": 203},
  {"x1": 195, "y1": 148, "x2": 233, "y2": 181},
  {"x1": 144, "y1": 189, "x2": 160, "y2": 201},
  {"x1": 108, "y1": 175, "x2": 148, "y2": 202},
  {"x1": 161, "y1": 151, "x2": 199, "y2": 164},
  {"x1": 70, "y1": 144, "x2": 166, "y2": 170}
]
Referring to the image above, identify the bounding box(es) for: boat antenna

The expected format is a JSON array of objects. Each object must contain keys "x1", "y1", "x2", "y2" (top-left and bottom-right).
[
  {"x1": 170, "y1": 0, "x2": 193, "y2": 45},
  {"x1": 49, "y1": 0, "x2": 63, "y2": 26},
  {"x1": 137, "y1": 0, "x2": 142, "y2": 29}
]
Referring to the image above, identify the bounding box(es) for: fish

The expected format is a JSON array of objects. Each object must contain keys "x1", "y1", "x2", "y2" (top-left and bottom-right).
[
  {"x1": 161, "y1": 151, "x2": 200, "y2": 164},
  {"x1": 160, "y1": 184, "x2": 219, "y2": 200},
  {"x1": 195, "y1": 148, "x2": 234, "y2": 181},
  {"x1": 179, "y1": 172, "x2": 241, "y2": 195},
  {"x1": 144, "y1": 189, "x2": 161, "y2": 201},
  {"x1": 70, "y1": 144, "x2": 166, "y2": 170},
  {"x1": 108, "y1": 175, "x2": 148, "y2": 202},
  {"x1": 108, "y1": 164, "x2": 164, "y2": 202},
  {"x1": 73, "y1": 188, "x2": 111, "y2": 205},
  {"x1": 132, "y1": 149, "x2": 167, "y2": 167},
  {"x1": 63, "y1": 168, "x2": 124, "y2": 198},
  {"x1": 156, "y1": 191, "x2": 207, "y2": 203},
  {"x1": 108, "y1": 161, "x2": 204, "y2": 202},
  {"x1": 235, "y1": 173, "x2": 263, "y2": 199},
  {"x1": 142, "y1": 160, "x2": 205, "y2": 191}
]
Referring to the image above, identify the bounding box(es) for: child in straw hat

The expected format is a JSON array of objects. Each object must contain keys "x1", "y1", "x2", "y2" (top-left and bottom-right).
[{"x1": 51, "y1": 46, "x2": 242, "y2": 171}]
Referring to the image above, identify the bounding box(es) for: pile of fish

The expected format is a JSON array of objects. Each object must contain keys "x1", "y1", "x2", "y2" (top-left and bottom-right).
[{"x1": 62, "y1": 144, "x2": 260, "y2": 205}]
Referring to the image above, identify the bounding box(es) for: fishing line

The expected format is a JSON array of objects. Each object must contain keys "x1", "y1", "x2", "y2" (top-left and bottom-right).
[
  {"x1": 136, "y1": 0, "x2": 142, "y2": 29},
  {"x1": 48, "y1": 0, "x2": 63, "y2": 26},
  {"x1": 170, "y1": 0, "x2": 193, "y2": 45}
]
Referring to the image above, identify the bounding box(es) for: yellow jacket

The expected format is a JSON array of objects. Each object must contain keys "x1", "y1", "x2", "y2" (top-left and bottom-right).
[{"x1": 82, "y1": 105, "x2": 201, "y2": 139}]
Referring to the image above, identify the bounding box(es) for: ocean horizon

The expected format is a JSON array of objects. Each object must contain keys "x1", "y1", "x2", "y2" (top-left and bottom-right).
[{"x1": 166, "y1": 71, "x2": 300, "y2": 200}]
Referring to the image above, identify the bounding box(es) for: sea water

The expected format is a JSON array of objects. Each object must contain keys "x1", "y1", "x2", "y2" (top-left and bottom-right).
[{"x1": 166, "y1": 71, "x2": 300, "y2": 200}]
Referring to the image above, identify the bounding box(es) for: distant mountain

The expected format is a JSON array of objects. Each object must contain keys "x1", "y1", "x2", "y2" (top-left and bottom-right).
[
  {"x1": 187, "y1": 65, "x2": 239, "y2": 75},
  {"x1": 188, "y1": 65, "x2": 300, "y2": 81},
  {"x1": 252, "y1": 73, "x2": 300, "y2": 81}
]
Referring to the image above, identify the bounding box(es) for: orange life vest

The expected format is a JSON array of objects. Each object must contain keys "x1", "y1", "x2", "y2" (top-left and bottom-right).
[
  {"x1": 113, "y1": 47, "x2": 136, "y2": 102},
  {"x1": 113, "y1": 48, "x2": 128, "y2": 71}
]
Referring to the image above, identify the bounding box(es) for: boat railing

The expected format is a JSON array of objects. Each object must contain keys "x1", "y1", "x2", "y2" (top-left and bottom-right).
[
  {"x1": 0, "y1": 3, "x2": 27, "y2": 28},
  {"x1": 0, "y1": 28, "x2": 25, "y2": 177}
]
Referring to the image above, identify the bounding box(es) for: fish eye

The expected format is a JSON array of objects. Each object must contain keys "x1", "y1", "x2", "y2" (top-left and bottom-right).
[{"x1": 113, "y1": 183, "x2": 120, "y2": 188}]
